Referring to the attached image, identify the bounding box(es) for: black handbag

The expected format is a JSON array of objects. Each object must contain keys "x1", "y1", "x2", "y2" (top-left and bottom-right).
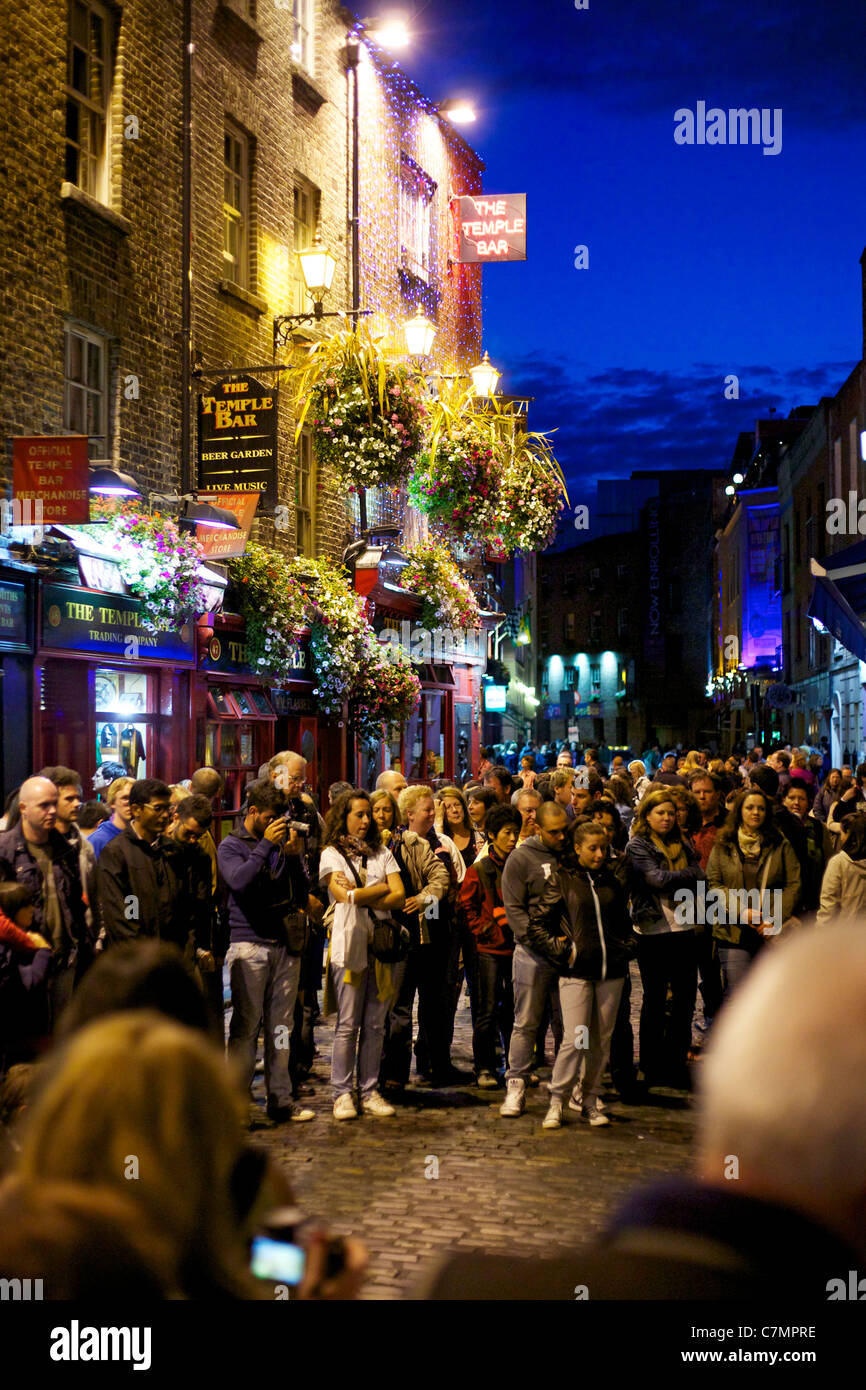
[{"x1": 341, "y1": 855, "x2": 410, "y2": 964}]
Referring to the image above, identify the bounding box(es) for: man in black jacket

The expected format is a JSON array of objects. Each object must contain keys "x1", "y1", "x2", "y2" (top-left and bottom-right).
[
  {"x1": 500, "y1": 801, "x2": 570, "y2": 1117},
  {"x1": 163, "y1": 794, "x2": 218, "y2": 972},
  {"x1": 0, "y1": 776, "x2": 91, "y2": 1022},
  {"x1": 96, "y1": 779, "x2": 188, "y2": 953}
]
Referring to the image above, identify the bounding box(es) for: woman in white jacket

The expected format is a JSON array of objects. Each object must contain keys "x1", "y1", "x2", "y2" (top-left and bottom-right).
[{"x1": 816, "y1": 813, "x2": 866, "y2": 926}]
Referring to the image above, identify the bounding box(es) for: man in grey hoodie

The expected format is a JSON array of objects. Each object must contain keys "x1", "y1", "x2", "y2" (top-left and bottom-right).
[{"x1": 500, "y1": 802, "x2": 569, "y2": 1116}]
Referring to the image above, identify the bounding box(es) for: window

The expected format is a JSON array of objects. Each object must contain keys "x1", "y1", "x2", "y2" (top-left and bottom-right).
[
  {"x1": 617, "y1": 563, "x2": 628, "y2": 582},
  {"x1": 590, "y1": 612, "x2": 602, "y2": 643},
  {"x1": 564, "y1": 612, "x2": 576, "y2": 643},
  {"x1": 292, "y1": 178, "x2": 319, "y2": 313},
  {"x1": 399, "y1": 155, "x2": 434, "y2": 284},
  {"x1": 64, "y1": 324, "x2": 109, "y2": 459},
  {"x1": 590, "y1": 663, "x2": 601, "y2": 687},
  {"x1": 295, "y1": 429, "x2": 315, "y2": 557},
  {"x1": 588, "y1": 567, "x2": 600, "y2": 590},
  {"x1": 563, "y1": 666, "x2": 577, "y2": 689},
  {"x1": 816, "y1": 483, "x2": 825, "y2": 559},
  {"x1": 224, "y1": 125, "x2": 250, "y2": 289},
  {"x1": 291, "y1": 0, "x2": 313, "y2": 72},
  {"x1": 66, "y1": 0, "x2": 114, "y2": 203},
  {"x1": 617, "y1": 607, "x2": 628, "y2": 638}
]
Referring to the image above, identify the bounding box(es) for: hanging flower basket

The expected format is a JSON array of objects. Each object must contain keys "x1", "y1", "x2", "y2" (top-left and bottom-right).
[
  {"x1": 80, "y1": 501, "x2": 206, "y2": 634},
  {"x1": 291, "y1": 325, "x2": 427, "y2": 490},
  {"x1": 402, "y1": 538, "x2": 482, "y2": 631},
  {"x1": 228, "y1": 544, "x2": 308, "y2": 684},
  {"x1": 228, "y1": 549, "x2": 421, "y2": 736}
]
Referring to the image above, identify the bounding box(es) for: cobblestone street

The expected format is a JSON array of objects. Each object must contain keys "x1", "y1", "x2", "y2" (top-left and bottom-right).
[{"x1": 248, "y1": 964, "x2": 698, "y2": 1299}]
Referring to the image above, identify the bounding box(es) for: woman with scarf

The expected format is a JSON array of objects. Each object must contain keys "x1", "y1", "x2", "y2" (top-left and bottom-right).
[
  {"x1": 706, "y1": 789, "x2": 801, "y2": 999},
  {"x1": 319, "y1": 791, "x2": 405, "y2": 1121},
  {"x1": 625, "y1": 789, "x2": 705, "y2": 1090}
]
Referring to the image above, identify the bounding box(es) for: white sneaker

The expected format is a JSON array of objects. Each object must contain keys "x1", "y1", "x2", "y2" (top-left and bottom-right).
[
  {"x1": 542, "y1": 1100, "x2": 563, "y2": 1129},
  {"x1": 581, "y1": 1102, "x2": 610, "y2": 1127},
  {"x1": 361, "y1": 1090, "x2": 396, "y2": 1117},
  {"x1": 333, "y1": 1093, "x2": 358, "y2": 1120},
  {"x1": 570, "y1": 1089, "x2": 605, "y2": 1114},
  {"x1": 500, "y1": 1078, "x2": 526, "y2": 1117}
]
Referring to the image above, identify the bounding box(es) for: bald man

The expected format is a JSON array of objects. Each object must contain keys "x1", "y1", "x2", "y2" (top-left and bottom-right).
[
  {"x1": 377, "y1": 769, "x2": 408, "y2": 797},
  {"x1": 0, "y1": 775, "x2": 92, "y2": 1020}
]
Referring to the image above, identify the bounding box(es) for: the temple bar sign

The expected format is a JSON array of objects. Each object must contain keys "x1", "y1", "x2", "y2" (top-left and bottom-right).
[
  {"x1": 197, "y1": 375, "x2": 278, "y2": 510},
  {"x1": 453, "y1": 195, "x2": 526, "y2": 262}
]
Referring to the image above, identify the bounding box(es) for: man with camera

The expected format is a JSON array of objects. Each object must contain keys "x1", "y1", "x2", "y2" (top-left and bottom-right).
[{"x1": 218, "y1": 778, "x2": 315, "y2": 1124}]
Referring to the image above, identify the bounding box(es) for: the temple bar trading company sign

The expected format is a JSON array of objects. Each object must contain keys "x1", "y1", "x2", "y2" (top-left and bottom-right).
[
  {"x1": 41, "y1": 584, "x2": 195, "y2": 664},
  {"x1": 452, "y1": 194, "x2": 526, "y2": 262},
  {"x1": 197, "y1": 375, "x2": 278, "y2": 510}
]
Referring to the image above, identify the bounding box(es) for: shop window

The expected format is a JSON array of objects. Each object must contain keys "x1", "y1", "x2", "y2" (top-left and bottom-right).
[
  {"x1": 95, "y1": 666, "x2": 152, "y2": 778},
  {"x1": 66, "y1": 0, "x2": 115, "y2": 204},
  {"x1": 64, "y1": 324, "x2": 109, "y2": 461},
  {"x1": 224, "y1": 123, "x2": 251, "y2": 290},
  {"x1": 454, "y1": 702, "x2": 472, "y2": 785},
  {"x1": 205, "y1": 683, "x2": 275, "y2": 837}
]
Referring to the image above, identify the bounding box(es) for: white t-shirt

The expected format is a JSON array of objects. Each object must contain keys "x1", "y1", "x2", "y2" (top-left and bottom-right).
[{"x1": 319, "y1": 845, "x2": 399, "y2": 969}]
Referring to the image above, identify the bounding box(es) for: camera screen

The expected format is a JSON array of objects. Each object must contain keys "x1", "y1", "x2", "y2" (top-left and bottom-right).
[{"x1": 250, "y1": 1235, "x2": 305, "y2": 1285}]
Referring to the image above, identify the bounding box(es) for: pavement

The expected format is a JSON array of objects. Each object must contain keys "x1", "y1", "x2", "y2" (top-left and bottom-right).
[{"x1": 246, "y1": 962, "x2": 699, "y2": 1299}]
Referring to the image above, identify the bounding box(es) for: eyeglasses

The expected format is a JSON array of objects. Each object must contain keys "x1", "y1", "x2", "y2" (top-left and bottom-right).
[{"x1": 141, "y1": 803, "x2": 171, "y2": 814}]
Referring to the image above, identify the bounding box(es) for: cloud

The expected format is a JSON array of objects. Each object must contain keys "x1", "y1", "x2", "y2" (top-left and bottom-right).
[{"x1": 498, "y1": 352, "x2": 857, "y2": 496}]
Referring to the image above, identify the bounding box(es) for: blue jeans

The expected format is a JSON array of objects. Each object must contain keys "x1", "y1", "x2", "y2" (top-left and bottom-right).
[
  {"x1": 717, "y1": 945, "x2": 752, "y2": 999},
  {"x1": 226, "y1": 941, "x2": 301, "y2": 1108},
  {"x1": 506, "y1": 942, "x2": 558, "y2": 1082}
]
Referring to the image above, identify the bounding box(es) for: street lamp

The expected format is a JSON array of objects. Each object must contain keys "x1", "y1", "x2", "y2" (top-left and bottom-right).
[
  {"x1": 440, "y1": 100, "x2": 476, "y2": 125},
  {"x1": 732, "y1": 472, "x2": 744, "y2": 484},
  {"x1": 181, "y1": 500, "x2": 240, "y2": 531},
  {"x1": 365, "y1": 15, "x2": 410, "y2": 49},
  {"x1": 296, "y1": 233, "x2": 337, "y2": 316},
  {"x1": 725, "y1": 484, "x2": 735, "y2": 496},
  {"x1": 88, "y1": 466, "x2": 141, "y2": 498},
  {"x1": 403, "y1": 307, "x2": 436, "y2": 357},
  {"x1": 470, "y1": 351, "x2": 500, "y2": 397}
]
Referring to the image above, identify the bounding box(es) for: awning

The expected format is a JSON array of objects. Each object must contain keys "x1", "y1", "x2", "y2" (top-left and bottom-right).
[{"x1": 808, "y1": 544, "x2": 866, "y2": 662}]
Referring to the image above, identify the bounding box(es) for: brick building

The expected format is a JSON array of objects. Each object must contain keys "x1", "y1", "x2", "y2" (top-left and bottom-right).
[{"x1": 0, "y1": 1, "x2": 486, "y2": 799}]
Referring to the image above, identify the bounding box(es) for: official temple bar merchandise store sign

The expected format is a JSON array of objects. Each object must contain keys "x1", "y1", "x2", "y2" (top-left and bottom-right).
[
  {"x1": 42, "y1": 584, "x2": 195, "y2": 664},
  {"x1": 195, "y1": 491, "x2": 260, "y2": 561},
  {"x1": 197, "y1": 376, "x2": 278, "y2": 511},
  {"x1": 12, "y1": 436, "x2": 90, "y2": 525},
  {"x1": 452, "y1": 195, "x2": 526, "y2": 263}
]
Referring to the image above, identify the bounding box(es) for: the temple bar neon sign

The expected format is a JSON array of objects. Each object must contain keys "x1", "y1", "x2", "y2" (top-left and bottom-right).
[{"x1": 452, "y1": 194, "x2": 526, "y2": 262}]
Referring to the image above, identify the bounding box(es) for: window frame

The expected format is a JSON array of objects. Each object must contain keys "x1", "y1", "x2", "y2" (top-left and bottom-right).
[
  {"x1": 399, "y1": 154, "x2": 435, "y2": 285},
  {"x1": 295, "y1": 427, "x2": 315, "y2": 558},
  {"x1": 65, "y1": 0, "x2": 114, "y2": 205},
  {"x1": 291, "y1": 0, "x2": 314, "y2": 73},
  {"x1": 292, "y1": 176, "x2": 319, "y2": 314},
  {"x1": 64, "y1": 322, "x2": 110, "y2": 461},
  {"x1": 224, "y1": 124, "x2": 251, "y2": 291}
]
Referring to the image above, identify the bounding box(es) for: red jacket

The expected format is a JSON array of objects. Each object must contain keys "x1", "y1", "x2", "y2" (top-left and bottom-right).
[
  {"x1": 0, "y1": 908, "x2": 36, "y2": 954},
  {"x1": 457, "y1": 850, "x2": 514, "y2": 956}
]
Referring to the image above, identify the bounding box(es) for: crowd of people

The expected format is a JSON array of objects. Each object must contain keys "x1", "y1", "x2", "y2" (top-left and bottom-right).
[{"x1": 0, "y1": 737, "x2": 864, "y2": 1297}]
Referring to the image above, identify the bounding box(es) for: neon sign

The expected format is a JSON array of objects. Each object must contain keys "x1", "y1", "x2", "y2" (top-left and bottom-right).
[{"x1": 452, "y1": 195, "x2": 527, "y2": 262}]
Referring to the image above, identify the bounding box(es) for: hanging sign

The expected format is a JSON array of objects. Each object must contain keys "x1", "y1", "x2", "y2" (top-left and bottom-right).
[
  {"x1": 452, "y1": 195, "x2": 526, "y2": 262},
  {"x1": 197, "y1": 375, "x2": 278, "y2": 509},
  {"x1": 194, "y1": 491, "x2": 260, "y2": 560},
  {"x1": 12, "y1": 436, "x2": 90, "y2": 525}
]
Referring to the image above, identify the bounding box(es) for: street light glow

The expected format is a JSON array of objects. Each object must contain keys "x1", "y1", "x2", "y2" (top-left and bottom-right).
[
  {"x1": 470, "y1": 351, "x2": 500, "y2": 397},
  {"x1": 367, "y1": 16, "x2": 410, "y2": 49},
  {"x1": 441, "y1": 101, "x2": 476, "y2": 124}
]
